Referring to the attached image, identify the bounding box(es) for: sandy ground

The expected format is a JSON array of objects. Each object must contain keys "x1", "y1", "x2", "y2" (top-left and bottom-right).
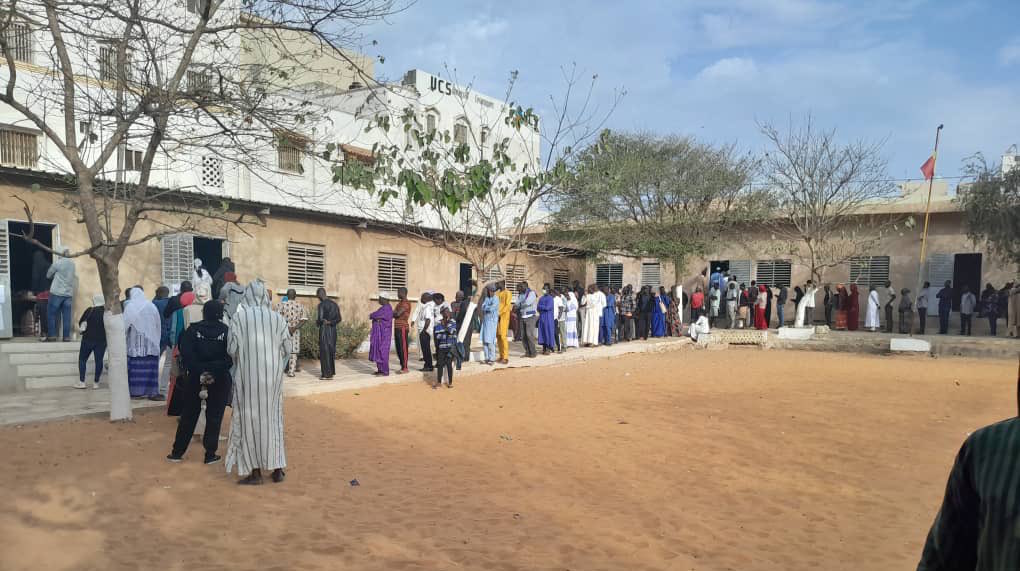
[{"x1": 0, "y1": 349, "x2": 1015, "y2": 571}]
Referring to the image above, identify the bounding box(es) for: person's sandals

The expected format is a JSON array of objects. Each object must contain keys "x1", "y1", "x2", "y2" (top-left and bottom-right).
[
  {"x1": 238, "y1": 470, "x2": 263, "y2": 485},
  {"x1": 271, "y1": 469, "x2": 286, "y2": 483}
]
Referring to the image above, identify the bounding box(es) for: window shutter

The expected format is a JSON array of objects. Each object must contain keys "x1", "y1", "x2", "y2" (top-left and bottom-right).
[
  {"x1": 377, "y1": 253, "x2": 407, "y2": 297},
  {"x1": 849, "y1": 256, "x2": 890, "y2": 287},
  {"x1": 552, "y1": 269, "x2": 569, "y2": 292},
  {"x1": 729, "y1": 260, "x2": 751, "y2": 285},
  {"x1": 927, "y1": 254, "x2": 954, "y2": 287},
  {"x1": 595, "y1": 263, "x2": 623, "y2": 289},
  {"x1": 0, "y1": 220, "x2": 9, "y2": 275},
  {"x1": 161, "y1": 233, "x2": 194, "y2": 287},
  {"x1": 640, "y1": 262, "x2": 661, "y2": 289},
  {"x1": 287, "y1": 242, "x2": 325, "y2": 288},
  {"x1": 755, "y1": 259, "x2": 791, "y2": 287}
]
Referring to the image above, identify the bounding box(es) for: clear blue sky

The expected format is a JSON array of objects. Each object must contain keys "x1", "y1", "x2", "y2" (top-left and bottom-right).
[{"x1": 360, "y1": 0, "x2": 1020, "y2": 182}]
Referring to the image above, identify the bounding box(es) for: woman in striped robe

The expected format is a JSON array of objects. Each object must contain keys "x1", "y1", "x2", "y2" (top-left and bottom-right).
[{"x1": 226, "y1": 280, "x2": 292, "y2": 485}]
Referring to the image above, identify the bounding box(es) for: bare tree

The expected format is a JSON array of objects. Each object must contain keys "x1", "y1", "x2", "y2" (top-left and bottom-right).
[
  {"x1": 550, "y1": 131, "x2": 762, "y2": 284},
  {"x1": 0, "y1": 0, "x2": 396, "y2": 419},
  {"x1": 339, "y1": 65, "x2": 624, "y2": 287},
  {"x1": 759, "y1": 116, "x2": 909, "y2": 283}
]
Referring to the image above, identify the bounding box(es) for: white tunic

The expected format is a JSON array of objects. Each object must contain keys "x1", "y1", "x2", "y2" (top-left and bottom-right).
[
  {"x1": 581, "y1": 292, "x2": 603, "y2": 346},
  {"x1": 865, "y1": 290, "x2": 881, "y2": 329},
  {"x1": 226, "y1": 280, "x2": 292, "y2": 477}
]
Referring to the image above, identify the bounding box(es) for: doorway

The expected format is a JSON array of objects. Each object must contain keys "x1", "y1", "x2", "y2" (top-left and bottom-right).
[
  {"x1": 7, "y1": 221, "x2": 55, "y2": 337},
  {"x1": 952, "y1": 253, "x2": 981, "y2": 311},
  {"x1": 193, "y1": 236, "x2": 224, "y2": 279},
  {"x1": 459, "y1": 263, "x2": 474, "y2": 296}
]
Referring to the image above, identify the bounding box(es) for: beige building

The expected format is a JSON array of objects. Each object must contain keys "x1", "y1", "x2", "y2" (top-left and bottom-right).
[
  {"x1": 0, "y1": 172, "x2": 586, "y2": 340},
  {"x1": 575, "y1": 180, "x2": 1015, "y2": 331}
]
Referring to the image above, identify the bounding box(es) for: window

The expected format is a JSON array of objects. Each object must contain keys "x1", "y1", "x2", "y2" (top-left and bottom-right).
[
  {"x1": 276, "y1": 131, "x2": 307, "y2": 174},
  {"x1": 480, "y1": 127, "x2": 489, "y2": 146},
  {"x1": 640, "y1": 262, "x2": 661, "y2": 289},
  {"x1": 3, "y1": 20, "x2": 32, "y2": 63},
  {"x1": 485, "y1": 264, "x2": 527, "y2": 294},
  {"x1": 0, "y1": 127, "x2": 38, "y2": 167},
  {"x1": 186, "y1": 0, "x2": 210, "y2": 15},
  {"x1": 596, "y1": 263, "x2": 623, "y2": 290},
  {"x1": 553, "y1": 269, "x2": 570, "y2": 292},
  {"x1": 287, "y1": 242, "x2": 325, "y2": 288},
  {"x1": 98, "y1": 46, "x2": 131, "y2": 83},
  {"x1": 426, "y1": 112, "x2": 438, "y2": 134},
  {"x1": 728, "y1": 259, "x2": 752, "y2": 285},
  {"x1": 453, "y1": 120, "x2": 468, "y2": 145},
  {"x1": 849, "y1": 255, "x2": 890, "y2": 287},
  {"x1": 161, "y1": 234, "x2": 194, "y2": 287},
  {"x1": 377, "y1": 253, "x2": 407, "y2": 297},
  {"x1": 186, "y1": 67, "x2": 214, "y2": 95},
  {"x1": 755, "y1": 259, "x2": 792, "y2": 287},
  {"x1": 122, "y1": 147, "x2": 143, "y2": 171},
  {"x1": 201, "y1": 155, "x2": 223, "y2": 188}
]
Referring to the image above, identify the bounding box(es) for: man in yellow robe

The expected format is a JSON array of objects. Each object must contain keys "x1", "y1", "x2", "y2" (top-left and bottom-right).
[{"x1": 496, "y1": 281, "x2": 512, "y2": 364}]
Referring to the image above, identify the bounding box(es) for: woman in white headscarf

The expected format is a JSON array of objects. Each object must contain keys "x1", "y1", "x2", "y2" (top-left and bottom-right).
[
  {"x1": 226, "y1": 280, "x2": 292, "y2": 485},
  {"x1": 564, "y1": 291, "x2": 580, "y2": 348},
  {"x1": 124, "y1": 287, "x2": 163, "y2": 399}
]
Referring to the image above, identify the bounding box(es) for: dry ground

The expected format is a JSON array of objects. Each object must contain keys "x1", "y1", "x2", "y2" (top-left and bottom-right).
[{"x1": 0, "y1": 349, "x2": 1015, "y2": 571}]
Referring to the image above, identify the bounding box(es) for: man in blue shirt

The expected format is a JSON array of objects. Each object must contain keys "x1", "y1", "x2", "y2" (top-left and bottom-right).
[{"x1": 515, "y1": 281, "x2": 538, "y2": 358}]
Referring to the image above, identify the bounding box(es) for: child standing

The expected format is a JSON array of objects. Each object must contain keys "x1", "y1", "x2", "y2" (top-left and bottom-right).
[{"x1": 433, "y1": 306, "x2": 458, "y2": 388}]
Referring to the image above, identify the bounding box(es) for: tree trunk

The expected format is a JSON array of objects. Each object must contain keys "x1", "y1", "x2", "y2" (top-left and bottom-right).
[
  {"x1": 672, "y1": 256, "x2": 686, "y2": 287},
  {"x1": 96, "y1": 256, "x2": 132, "y2": 421}
]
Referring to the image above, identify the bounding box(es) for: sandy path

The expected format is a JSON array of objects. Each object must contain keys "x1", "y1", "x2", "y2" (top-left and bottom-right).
[{"x1": 0, "y1": 350, "x2": 1014, "y2": 571}]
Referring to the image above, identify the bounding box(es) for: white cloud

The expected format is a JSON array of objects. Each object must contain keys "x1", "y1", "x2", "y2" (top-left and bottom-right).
[
  {"x1": 1000, "y1": 38, "x2": 1020, "y2": 66},
  {"x1": 696, "y1": 57, "x2": 758, "y2": 82}
]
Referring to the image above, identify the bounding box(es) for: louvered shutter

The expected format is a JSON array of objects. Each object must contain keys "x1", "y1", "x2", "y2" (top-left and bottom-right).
[
  {"x1": 596, "y1": 263, "x2": 623, "y2": 289},
  {"x1": 161, "y1": 233, "x2": 194, "y2": 287},
  {"x1": 729, "y1": 260, "x2": 751, "y2": 285},
  {"x1": 287, "y1": 242, "x2": 325, "y2": 288},
  {"x1": 0, "y1": 220, "x2": 11, "y2": 339},
  {"x1": 552, "y1": 269, "x2": 569, "y2": 292},
  {"x1": 927, "y1": 254, "x2": 954, "y2": 316},
  {"x1": 849, "y1": 256, "x2": 890, "y2": 287},
  {"x1": 377, "y1": 253, "x2": 407, "y2": 297},
  {"x1": 755, "y1": 259, "x2": 791, "y2": 287},
  {"x1": 640, "y1": 262, "x2": 661, "y2": 289}
]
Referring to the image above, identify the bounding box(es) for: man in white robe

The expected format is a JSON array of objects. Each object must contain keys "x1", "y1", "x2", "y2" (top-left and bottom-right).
[
  {"x1": 581, "y1": 285, "x2": 604, "y2": 346},
  {"x1": 865, "y1": 285, "x2": 881, "y2": 331},
  {"x1": 226, "y1": 280, "x2": 292, "y2": 485}
]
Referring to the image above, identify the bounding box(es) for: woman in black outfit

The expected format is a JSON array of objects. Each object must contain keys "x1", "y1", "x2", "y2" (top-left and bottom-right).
[
  {"x1": 167, "y1": 301, "x2": 233, "y2": 465},
  {"x1": 77, "y1": 294, "x2": 106, "y2": 389}
]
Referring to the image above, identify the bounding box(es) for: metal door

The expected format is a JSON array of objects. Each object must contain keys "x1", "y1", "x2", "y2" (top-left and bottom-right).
[{"x1": 0, "y1": 220, "x2": 11, "y2": 339}]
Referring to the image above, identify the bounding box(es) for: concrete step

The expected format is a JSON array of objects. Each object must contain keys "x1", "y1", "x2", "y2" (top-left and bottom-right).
[
  {"x1": 9, "y1": 351, "x2": 84, "y2": 365},
  {"x1": 25, "y1": 375, "x2": 106, "y2": 390},
  {"x1": 17, "y1": 362, "x2": 99, "y2": 377},
  {"x1": 0, "y1": 341, "x2": 80, "y2": 354}
]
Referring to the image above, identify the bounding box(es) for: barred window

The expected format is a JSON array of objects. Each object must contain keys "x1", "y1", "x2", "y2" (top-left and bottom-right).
[
  {"x1": 287, "y1": 242, "x2": 325, "y2": 288},
  {"x1": 161, "y1": 234, "x2": 194, "y2": 287},
  {"x1": 3, "y1": 21, "x2": 32, "y2": 63},
  {"x1": 377, "y1": 253, "x2": 407, "y2": 298},
  {"x1": 595, "y1": 263, "x2": 623, "y2": 290},
  {"x1": 552, "y1": 269, "x2": 570, "y2": 292},
  {"x1": 640, "y1": 262, "x2": 661, "y2": 289},
  {"x1": 276, "y1": 131, "x2": 307, "y2": 174},
  {"x1": 98, "y1": 46, "x2": 131, "y2": 82},
  {"x1": 849, "y1": 255, "x2": 890, "y2": 287},
  {"x1": 0, "y1": 127, "x2": 38, "y2": 167},
  {"x1": 755, "y1": 259, "x2": 792, "y2": 287},
  {"x1": 186, "y1": 67, "x2": 214, "y2": 95}
]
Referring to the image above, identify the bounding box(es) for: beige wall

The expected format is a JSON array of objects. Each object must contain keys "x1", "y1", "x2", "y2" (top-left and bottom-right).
[
  {"x1": 240, "y1": 27, "x2": 374, "y2": 93},
  {"x1": 1, "y1": 184, "x2": 588, "y2": 332}
]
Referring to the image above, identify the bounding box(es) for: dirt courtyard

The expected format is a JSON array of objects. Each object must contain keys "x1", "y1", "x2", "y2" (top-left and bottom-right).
[{"x1": 0, "y1": 349, "x2": 1015, "y2": 570}]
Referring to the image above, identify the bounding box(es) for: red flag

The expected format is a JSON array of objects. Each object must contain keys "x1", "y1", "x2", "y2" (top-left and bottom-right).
[{"x1": 920, "y1": 154, "x2": 936, "y2": 179}]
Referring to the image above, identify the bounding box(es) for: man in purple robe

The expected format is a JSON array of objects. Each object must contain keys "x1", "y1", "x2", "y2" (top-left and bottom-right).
[
  {"x1": 537, "y1": 290, "x2": 557, "y2": 355},
  {"x1": 369, "y1": 295, "x2": 393, "y2": 376}
]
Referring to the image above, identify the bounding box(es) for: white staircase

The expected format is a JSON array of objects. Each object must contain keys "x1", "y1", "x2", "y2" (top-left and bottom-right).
[{"x1": 0, "y1": 341, "x2": 107, "y2": 392}]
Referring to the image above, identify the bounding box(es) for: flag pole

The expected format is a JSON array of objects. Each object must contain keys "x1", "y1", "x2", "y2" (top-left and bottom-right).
[{"x1": 914, "y1": 124, "x2": 944, "y2": 323}]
